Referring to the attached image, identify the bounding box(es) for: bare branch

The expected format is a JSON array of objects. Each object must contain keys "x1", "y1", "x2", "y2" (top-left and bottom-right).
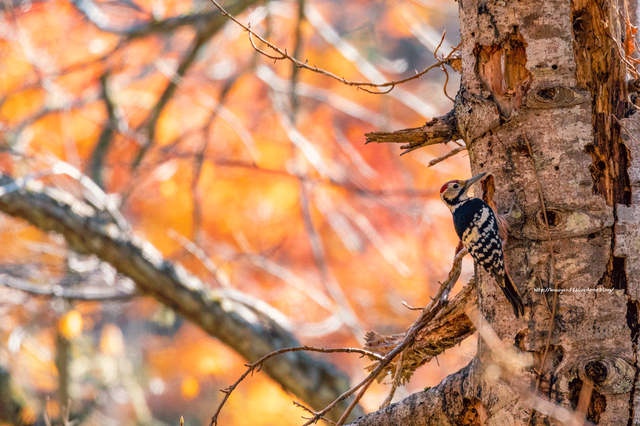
[
  {"x1": 365, "y1": 111, "x2": 461, "y2": 156},
  {"x1": 364, "y1": 280, "x2": 476, "y2": 383},
  {"x1": 132, "y1": 20, "x2": 222, "y2": 169},
  {"x1": 210, "y1": 346, "x2": 380, "y2": 425},
  {"x1": 294, "y1": 401, "x2": 336, "y2": 425},
  {"x1": 301, "y1": 248, "x2": 469, "y2": 425},
  {"x1": 427, "y1": 145, "x2": 467, "y2": 167},
  {"x1": 432, "y1": 35, "x2": 459, "y2": 103},
  {"x1": 348, "y1": 308, "x2": 593, "y2": 426},
  {"x1": 208, "y1": 0, "x2": 447, "y2": 94},
  {"x1": 0, "y1": 172, "x2": 357, "y2": 418},
  {"x1": 380, "y1": 350, "x2": 405, "y2": 409},
  {"x1": 345, "y1": 361, "x2": 477, "y2": 426}
]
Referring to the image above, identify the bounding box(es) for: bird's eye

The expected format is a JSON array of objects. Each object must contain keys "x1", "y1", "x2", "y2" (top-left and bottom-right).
[{"x1": 452, "y1": 184, "x2": 459, "y2": 189}]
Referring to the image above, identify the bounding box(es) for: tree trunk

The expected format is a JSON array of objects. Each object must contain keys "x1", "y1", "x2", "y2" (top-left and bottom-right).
[{"x1": 355, "y1": 0, "x2": 640, "y2": 424}]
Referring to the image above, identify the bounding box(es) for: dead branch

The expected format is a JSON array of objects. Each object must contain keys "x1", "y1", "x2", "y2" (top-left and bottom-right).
[
  {"x1": 379, "y1": 350, "x2": 405, "y2": 409},
  {"x1": 427, "y1": 145, "x2": 467, "y2": 167},
  {"x1": 208, "y1": 0, "x2": 448, "y2": 94},
  {"x1": 365, "y1": 280, "x2": 476, "y2": 384},
  {"x1": 299, "y1": 248, "x2": 470, "y2": 426},
  {"x1": 346, "y1": 310, "x2": 595, "y2": 426},
  {"x1": 294, "y1": 401, "x2": 336, "y2": 425},
  {"x1": 433, "y1": 34, "x2": 458, "y2": 103},
  {"x1": 132, "y1": 19, "x2": 223, "y2": 170},
  {"x1": 345, "y1": 361, "x2": 477, "y2": 426},
  {"x1": 209, "y1": 346, "x2": 382, "y2": 426},
  {"x1": 364, "y1": 111, "x2": 461, "y2": 156}
]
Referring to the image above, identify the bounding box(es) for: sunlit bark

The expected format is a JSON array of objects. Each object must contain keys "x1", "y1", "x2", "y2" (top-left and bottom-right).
[{"x1": 350, "y1": 0, "x2": 640, "y2": 424}]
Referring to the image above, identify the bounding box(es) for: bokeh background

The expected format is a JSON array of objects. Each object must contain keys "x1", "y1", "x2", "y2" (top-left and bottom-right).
[{"x1": 0, "y1": 0, "x2": 476, "y2": 424}]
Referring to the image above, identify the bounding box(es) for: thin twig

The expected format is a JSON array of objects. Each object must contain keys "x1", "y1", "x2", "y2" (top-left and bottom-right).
[
  {"x1": 433, "y1": 30, "x2": 446, "y2": 60},
  {"x1": 467, "y1": 307, "x2": 594, "y2": 426},
  {"x1": 380, "y1": 350, "x2": 405, "y2": 408},
  {"x1": 294, "y1": 401, "x2": 336, "y2": 425},
  {"x1": 441, "y1": 64, "x2": 454, "y2": 102},
  {"x1": 209, "y1": 0, "x2": 447, "y2": 94},
  {"x1": 523, "y1": 131, "x2": 559, "y2": 426},
  {"x1": 428, "y1": 145, "x2": 467, "y2": 167},
  {"x1": 535, "y1": 274, "x2": 553, "y2": 315},
  {"x1": 132, "y1": 21, "x2": 221, "y2": 170},
  {"x1": 401, "y1": 301, "x2": 424, "y2": 310},
  {"x1": 433, "y1": 33, "x2": 455, "y2": 102},
  {"x1": 209, "y1": 346, "x2": 383, "y2": 426},
  {"x1": 604, "y1": 14, "x2": 640, "y2": 79},
  {"x1": 613, "y1": 114, "x2": 640, "y2": 145},
  {"x1": 573, "y1": 379, "x2": 594, "y2": 426}
]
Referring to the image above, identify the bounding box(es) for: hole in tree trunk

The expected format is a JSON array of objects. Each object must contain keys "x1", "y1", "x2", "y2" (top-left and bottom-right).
[{"x1": 538, "y1": 209, "x2": 562, "y2": 228}]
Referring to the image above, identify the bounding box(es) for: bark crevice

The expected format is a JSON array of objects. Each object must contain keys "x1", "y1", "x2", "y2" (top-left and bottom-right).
[
  {"x1": 571, "y1": 0, "x2": 631, "y2": 206},
  {"x1": 474, "y1": 27, "x2": 531, "y2": 118}
]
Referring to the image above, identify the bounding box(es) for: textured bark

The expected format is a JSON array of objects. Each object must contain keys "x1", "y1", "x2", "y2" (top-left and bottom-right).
[
  {"x1": 351, "y1": 0, "x2": 640, "y2": 424},
  {"x1": 0, "y1": 175, "x2": 362, "y2": 421},
  {"x1": 348, "y1": 361, "x2": 479, "y2": 426}
]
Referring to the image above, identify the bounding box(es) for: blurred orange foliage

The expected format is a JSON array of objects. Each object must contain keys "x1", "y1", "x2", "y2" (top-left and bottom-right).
[
  {"x1": 58, "y1": 310, "x2": 83, "y2": 340},
  {"x1": 0, "y1": 0, "x2": 474, "y2": 423}
]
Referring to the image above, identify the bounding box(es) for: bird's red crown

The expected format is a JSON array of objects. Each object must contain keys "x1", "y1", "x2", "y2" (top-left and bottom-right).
[{"x1": 440, "y1": 180, "x2": 460, "y2": 194}]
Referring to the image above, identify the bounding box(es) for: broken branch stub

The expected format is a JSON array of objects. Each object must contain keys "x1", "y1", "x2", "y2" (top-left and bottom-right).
[{"x1": 364, "y1": 111, "x2": 461, "y2": 155}]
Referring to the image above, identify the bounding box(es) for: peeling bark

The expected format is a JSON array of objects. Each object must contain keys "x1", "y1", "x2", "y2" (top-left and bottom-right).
[
  {"x1": 571, "y1": 0, "x2": 631, "y2": 206},
  {"x1": 475, "y1": 28, "x2": 531, "y2": 118}
]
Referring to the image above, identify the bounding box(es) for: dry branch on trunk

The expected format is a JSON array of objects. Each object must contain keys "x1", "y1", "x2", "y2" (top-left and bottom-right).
[{"x1": 364, "y1": 111, "x2": 461, "y2": 156}]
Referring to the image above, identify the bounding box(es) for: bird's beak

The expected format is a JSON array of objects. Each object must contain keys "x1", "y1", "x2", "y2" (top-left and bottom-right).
[{"x1": 462, "y1": 172, "x2": 486, "y2": 193}]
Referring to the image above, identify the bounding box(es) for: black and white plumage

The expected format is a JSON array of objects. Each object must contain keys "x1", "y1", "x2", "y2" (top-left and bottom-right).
[{"x1": 440, "y1": 172, "x2": 524, "y2": 317}]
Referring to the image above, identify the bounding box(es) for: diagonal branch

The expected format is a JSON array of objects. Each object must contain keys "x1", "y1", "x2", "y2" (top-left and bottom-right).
[
  {"x1": 300, "y1": 248, "x2": 470, "y2": 425},
  {"x1": 132, "y1": 22, "x2": 225, "y2": 169},
  {"x1": 364, "y1": 280, "x2": 476, "y2": 384},
  {"x1": 346, "y1": 360, "x2": 478, "y2": 426},
  {"x1": 0, "y1": 172, "x2": 359, "y2": 419},
  {"x1": 127, "y1": 0, "x2": 261, "y2": 170}
]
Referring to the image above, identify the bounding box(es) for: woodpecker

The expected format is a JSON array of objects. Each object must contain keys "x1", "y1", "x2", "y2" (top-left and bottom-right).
[{"x1": 440, "y1": 172, "x2": 524, "y2": 317}]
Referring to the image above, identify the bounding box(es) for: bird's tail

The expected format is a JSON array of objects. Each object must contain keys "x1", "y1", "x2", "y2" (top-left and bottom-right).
[{"x1": 498, "y1": 273, "x2": 524, "y2": 318}]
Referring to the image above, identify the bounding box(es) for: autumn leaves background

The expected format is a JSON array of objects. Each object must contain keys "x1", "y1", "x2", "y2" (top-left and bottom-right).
[{"x1": 0, "y1": 0, "x2": 474, "y2": 423}]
